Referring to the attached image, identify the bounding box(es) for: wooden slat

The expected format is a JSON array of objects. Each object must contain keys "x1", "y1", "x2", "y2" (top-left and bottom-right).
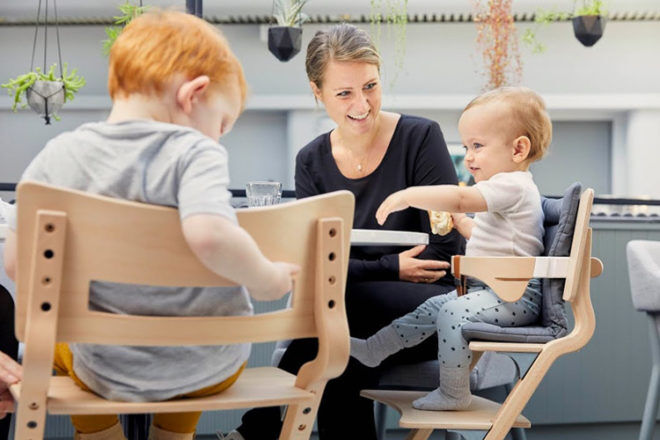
[
  {"x1": 10, "y1": 367, "x2": 313, "y2": 415},
  {"x1": 360, "y1": 390, "x2": 531, "y2": 430}
]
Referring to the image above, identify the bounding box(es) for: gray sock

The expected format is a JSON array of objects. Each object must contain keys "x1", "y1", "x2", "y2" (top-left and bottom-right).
[
  {"x1": 412, "y1": 366, "x2": 472, "y2": 411},
  {"x1": 350, "y1": 325, "x2": 403, "y2": 368}
]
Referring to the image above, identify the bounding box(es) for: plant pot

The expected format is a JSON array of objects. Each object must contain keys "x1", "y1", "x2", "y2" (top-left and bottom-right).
[
  {"x1": 268, "y1": 26, "x2": 302, "y2": 62},
  {"x1": 26, "y1": 80, "x2": 65, "y2": 125},
  {"x1": 572, "y1": 15, "x2": 606, "y2": 47}
]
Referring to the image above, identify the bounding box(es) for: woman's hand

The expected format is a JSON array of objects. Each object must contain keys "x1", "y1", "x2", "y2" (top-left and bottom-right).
[
  {"x1": 376, "y1": 190, "x2": 410, "y2": 225},
  {"x1": 0, "y1": 351, "x2": 22, "y2": 419},
  {"x1": 398, "y1": 245, "x2": 450, "y2": 283}
]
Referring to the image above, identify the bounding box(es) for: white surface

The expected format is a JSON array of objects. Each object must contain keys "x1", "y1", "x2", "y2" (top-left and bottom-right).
[
  {"x1": 0, "y1": 224, "x2": 7, "y2": 240},
  {"x1": 350, "y1": 229, "x2": 429, "y2": 246}
]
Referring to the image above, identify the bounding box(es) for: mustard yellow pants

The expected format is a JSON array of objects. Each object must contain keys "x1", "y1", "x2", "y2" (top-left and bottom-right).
[{"x1": 53, "y1": 343, "x2": 245, "y2": 434}]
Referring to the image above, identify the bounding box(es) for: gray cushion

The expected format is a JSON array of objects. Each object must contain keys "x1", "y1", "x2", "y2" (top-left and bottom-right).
[
  {"x1": 627, "y1": 240, "x2": 660, "y2": 312},
  {"x1": 462, "y1": 182, "x2": 583, "y2": 343}
]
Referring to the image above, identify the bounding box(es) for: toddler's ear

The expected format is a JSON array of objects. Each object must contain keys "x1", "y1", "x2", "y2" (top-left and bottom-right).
[
  {"x1": 176, "y1": 76, "x2": 211, "y2": 114},
  {"x1": 512, "y1": 135, "x2": 531, "y2": 163}
]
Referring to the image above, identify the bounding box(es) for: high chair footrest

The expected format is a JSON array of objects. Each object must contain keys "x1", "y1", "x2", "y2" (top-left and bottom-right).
[
  {"x1": 11, "y1": 367, "x2": 314, "y2": 415},
  {"x1": 360, "y1": 389, "x2": 531, "y2": 430}
]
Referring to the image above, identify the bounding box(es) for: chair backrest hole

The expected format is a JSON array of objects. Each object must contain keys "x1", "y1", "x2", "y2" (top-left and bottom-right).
[
  {"x1": 328, "y1": 300, "x2": 335, "y2": 309},
  {"x1": 328, "y1": 228, "x2": 336, "y2": 237},
  {"x1": 42, "y1": 276, "x2": 52, "y2": 285},
  {"x1": 45, "y1": 223, "x2": 55, "y2": 232},
  {"x1": 27, "y1": 421, "x2": 37, "y2": 429},
  {"x1": 328, "y1": 276, "x2": 336, "y2": 285},
  {"x1": 44, "y1": 249, "x2": 54, "y2": 259},
  {"x1": 328, "y1": 252, "x2": 336, "y2": 261},
  {"x1": 41, "y1": 302, "x2": 51, "y2": 312}
]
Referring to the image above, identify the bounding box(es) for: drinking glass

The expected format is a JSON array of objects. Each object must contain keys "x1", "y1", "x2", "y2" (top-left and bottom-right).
[{"x1": 245, "y1": 181, "x2": 282, "y2": 207}]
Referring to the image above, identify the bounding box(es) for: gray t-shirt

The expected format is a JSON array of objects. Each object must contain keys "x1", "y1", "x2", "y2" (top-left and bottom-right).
[{"x1": 11, "y1": 120, "x2": 253, "y2": 402}]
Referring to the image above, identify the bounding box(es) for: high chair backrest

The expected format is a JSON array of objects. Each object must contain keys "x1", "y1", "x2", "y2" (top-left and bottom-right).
[{"x1": 15, "y1": 181, "x2": 354, "y2": 347}]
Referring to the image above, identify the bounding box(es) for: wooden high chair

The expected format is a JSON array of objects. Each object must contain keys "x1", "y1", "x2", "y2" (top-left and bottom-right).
[
  {"x1": 362, "y1": 187, "x2": 603, "y2": 440},
  {"x1": 10, "y1": 181, "x2": 354, "y2": 440}
]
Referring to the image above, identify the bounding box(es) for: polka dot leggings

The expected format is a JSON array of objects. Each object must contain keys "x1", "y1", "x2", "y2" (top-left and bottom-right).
[{"x1": 392, "y1": 279, "x2": 542, "y2": 370}]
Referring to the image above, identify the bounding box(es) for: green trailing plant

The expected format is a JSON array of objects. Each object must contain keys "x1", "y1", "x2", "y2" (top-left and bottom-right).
[
  {"x1": 272, "y1": 0, "x2": 310, "y2": 27},
  {"x1": 523, "y1": 0, "x2": 608, "y2": 53},
  {"x1": 369, "y1": 0, "x2": 408, "y2": 86},
  {"x1": 1, "y1": 63, "x2": 85, "y2": 114},
  {"x1": 102, "y1": 1, "x2": 149, "y2": 55}
]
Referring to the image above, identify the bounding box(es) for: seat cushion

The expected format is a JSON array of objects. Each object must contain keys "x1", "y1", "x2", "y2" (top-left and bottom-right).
[
  {"x1": 462, "y1": 182, "x2": 582, "y2": 342},
  {"x1": 461, "y1": 322, "x2": 557, "y2": 343}
]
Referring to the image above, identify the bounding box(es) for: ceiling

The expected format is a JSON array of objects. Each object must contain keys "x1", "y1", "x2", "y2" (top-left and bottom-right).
[{"x1": 2, "y1": 0, "x2": 659, "y2": 20}]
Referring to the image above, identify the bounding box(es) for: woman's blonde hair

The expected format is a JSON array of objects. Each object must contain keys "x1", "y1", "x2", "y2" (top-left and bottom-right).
[
  {"x1": 465, "y1": 87, "x2": 552, "y2": 163},
  {"x1": 305, "y1": 23, "x2": 381, "y2": 88}
]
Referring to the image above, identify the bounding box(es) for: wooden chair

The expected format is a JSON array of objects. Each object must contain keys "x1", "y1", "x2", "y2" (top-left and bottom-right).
[
  {"x1": 362, "y1": 187, "x2": 603, "y2": 440},
  {"x1": 10, "y1": 181, "x2": 354, "y2": 440}
]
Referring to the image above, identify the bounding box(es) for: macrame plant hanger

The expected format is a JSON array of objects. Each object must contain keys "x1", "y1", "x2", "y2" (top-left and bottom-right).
[{"x1": 28, "y1": 0, "x2": 65, "y2": 124}]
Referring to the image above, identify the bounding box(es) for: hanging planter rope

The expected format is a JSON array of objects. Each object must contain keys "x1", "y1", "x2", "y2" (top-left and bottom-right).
[{"x1": 1, "y1": 0, "x2": 85, "y2": 124}]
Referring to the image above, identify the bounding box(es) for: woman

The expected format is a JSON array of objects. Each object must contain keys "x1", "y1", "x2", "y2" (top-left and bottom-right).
[{"x1": 231, "y1": 24, "x2": 463, "y2": 440}]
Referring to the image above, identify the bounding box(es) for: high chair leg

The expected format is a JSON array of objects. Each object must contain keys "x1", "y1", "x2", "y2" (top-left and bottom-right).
[
  {"x1": 74, "y1": 422, "x2": 127, "y2": 440},
  {"x1": 148, "y1": 424, "x2": 195, "y2": 440}
]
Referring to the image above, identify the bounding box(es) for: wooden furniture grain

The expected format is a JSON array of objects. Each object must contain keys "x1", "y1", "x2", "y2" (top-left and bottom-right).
[
  {"x1": 362, "y1": 188, "x2": 603, "y2": 440},
  {"x1": 10, "y1": 181, "x2": 354, "y2": 440}
]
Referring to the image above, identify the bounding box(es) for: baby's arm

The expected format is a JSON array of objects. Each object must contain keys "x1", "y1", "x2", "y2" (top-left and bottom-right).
[
  {"x1": 376, "y1": 185, "x2": 487, "y2": 225},
  {"x1": 182, "y1": 214, "x2": 299, "y2": 301},
  {"x1": 451, "y1": 213, "x2": 474, "y2": 239}
]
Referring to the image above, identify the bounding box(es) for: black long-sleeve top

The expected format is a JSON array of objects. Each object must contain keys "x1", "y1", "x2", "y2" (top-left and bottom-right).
[{"x1": 295, "y1": 114, "x2": 464, "y2": 285}]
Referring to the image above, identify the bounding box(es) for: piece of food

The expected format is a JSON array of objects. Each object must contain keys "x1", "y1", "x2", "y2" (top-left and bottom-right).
[{"x1": 428, "y1": 211, "x2": 454, "y2": 236}]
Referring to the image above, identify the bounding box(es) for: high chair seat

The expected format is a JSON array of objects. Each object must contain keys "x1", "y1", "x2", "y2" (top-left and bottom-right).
[
  {"x1": 10, "y1": 182, "x2": 355, "y2": 440},
  {"x1": 12, "y1": 367, "x2": 313, "y2": 415}
]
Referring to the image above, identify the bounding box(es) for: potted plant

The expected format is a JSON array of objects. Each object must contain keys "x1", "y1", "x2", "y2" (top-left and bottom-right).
[
  {"x1": 268, "y1": 0, "x2": 310, "y2": 62},
  {"x1": 523, "y1": 0, "x2": 607, "y2": 52},
  {"x1": 1, "y1": 63, "x2": 85, "y2": 125},
  {"x1": 572, "y1": 0, "x2": 607, "y2": 47}
]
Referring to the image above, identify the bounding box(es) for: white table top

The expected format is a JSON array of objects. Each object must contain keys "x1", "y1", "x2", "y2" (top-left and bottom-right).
[
  {"x1": 0, "y1": 223, "x2": 429, "y2": 246},
  {"x1": 350, "y1": 229, "x2": 429, "y2": 246}
]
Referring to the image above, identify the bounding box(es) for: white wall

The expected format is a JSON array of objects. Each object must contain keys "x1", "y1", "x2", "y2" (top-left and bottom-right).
[{"x1": 1, "y1": 12, "x2": 659, "y2": 195}]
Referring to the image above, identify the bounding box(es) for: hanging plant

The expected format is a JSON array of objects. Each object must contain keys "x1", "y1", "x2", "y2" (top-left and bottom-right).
[
  {"x1": 369, "y1": 0, "x2": 408, "y2": 85},
  {"x1": 0, "y1": 0, "x2": 85, "y2": 124},
  {"x1": 102, "y1": 1, "x2": 149, "y2": 56},
  {"x1": 522, "y1": 0, "x2": 608, "y2": 52},
  {"x1": 472, "y1": 0, "x2": 522, "y2": 91},
  {"x1": 2, "y1": 64, "x2": 85, "y2": 123},
  {"x1": 268, "y1": 0, "x2": 310, "y2": 62}
]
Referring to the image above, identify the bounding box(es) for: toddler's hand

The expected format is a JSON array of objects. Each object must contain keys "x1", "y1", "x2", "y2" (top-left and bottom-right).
[
  {"x1": 376, "y1": 191, "x2": 410, "y2": 225},
  {"x1": 450, "y1": 212, "x2": 467, "y2": 227},
  {"x1": 271, "y1": 262, "x2": 301, "y2": 298}
]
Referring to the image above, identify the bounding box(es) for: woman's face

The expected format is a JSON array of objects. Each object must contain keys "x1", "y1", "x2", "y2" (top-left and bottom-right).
[{"x1": 311, "y1": 60, "x2": 381, "y2": 137}]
